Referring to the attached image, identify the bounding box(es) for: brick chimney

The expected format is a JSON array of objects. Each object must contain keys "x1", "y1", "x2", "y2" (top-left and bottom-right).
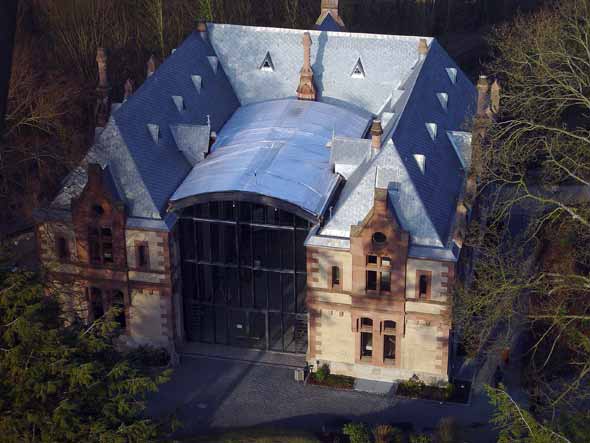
[
  {"x1": 197, "y1": 19, "x2": 208, "y2": 39},
  {"x1": 476, "y1": 75, "x2": 489, "y2": 116},
  {"x1": 317, "y1": 0, "x2": 346, "y2": 30},
  {"x1": 296, "y1": 32, "x2": 317, "y2": 101},
  {"x1": 418, "y1": 38, "x2": 429, "y2": 61},
  {"x1": 123, "y1": 78, "x2": 134, "y2": 101},
  {"x1": 370, "y1": 119, "x2": 383, "y2": 150},
  {"x1": 147, "y1": 54, "x2": 157, "y2": 78},
  {"x1": 95, "y1": 48, "x2": 111, "y2": 127},
  {"x1": 490, "y1": 79, "x2": 501, "y2": 115}
]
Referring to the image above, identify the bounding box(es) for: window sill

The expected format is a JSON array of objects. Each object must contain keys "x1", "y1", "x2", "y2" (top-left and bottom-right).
[
  {"x1": 359, "y1": 356, "x2": 373, "y2": 363},
  {"x1": 384, "y1": 358, "x2": 396, "y2": 366}
]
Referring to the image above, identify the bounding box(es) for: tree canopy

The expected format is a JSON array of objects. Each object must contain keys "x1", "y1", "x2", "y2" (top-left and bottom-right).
[{"x1": 0, "y1": 270, "x2": 172, "y2": 443}]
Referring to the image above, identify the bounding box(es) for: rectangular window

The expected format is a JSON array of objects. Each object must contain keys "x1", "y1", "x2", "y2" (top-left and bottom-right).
[
  {"x1": 384, "y1": 335, "x2": 396, "y2": 362},
  {"x1": 89, "y1": 227, "x2": 113, "y2": 265},
  {"x1": 57, "y1": 237, "x2": 69, "y2": 261},
  {"x1": 331, "y1": 266, "x2": 340, "y2": 288},
  {"x1": 416, "y1": 272, "x2": 432, "y2": 299},
  {"x1": 137, "y1": 244, "x2": 149, "y2": 269},
  {"x1": 380, "y1": 271, "x2": 391, "y2": 292},
  {"x1": 366, "y1": 270, "x2": 377, "y2": 290},
  {"x1": 361, "y1": 332, "x2": 373, "y2": 360},
  {"x1": 381, "y1": 256, "x2": 391, "y2": 267},
  {"x1": 367, "y1": 255, "x2": 378, "y2": 265}
]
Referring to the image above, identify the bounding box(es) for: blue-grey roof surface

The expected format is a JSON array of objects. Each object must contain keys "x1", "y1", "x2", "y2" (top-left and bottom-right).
[
  {"x1": 171, "y1": 99, "x2": 371, "y2": 218},
  {"x1": 316, "y1": 40, "x2": 476, "y2": 249},
  {"x1": 207, "y1": 24, "x2": 432, "y2": 115},
  {"x1": 111, "y1": 31, "x2": 240, "y2": 217}
]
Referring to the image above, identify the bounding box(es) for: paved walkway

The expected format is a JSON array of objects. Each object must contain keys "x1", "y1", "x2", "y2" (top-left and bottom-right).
[{"x1": 149, "y1": 352, "x2": 496, "y2": 441}]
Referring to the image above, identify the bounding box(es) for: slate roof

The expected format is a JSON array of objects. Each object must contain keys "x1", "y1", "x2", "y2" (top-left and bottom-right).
[
  {"x1": 171, "y1": 99, "x2": 371, "y2": 220},
  {"x1": 207, "y1": 24, "x2": 431, "y2": 116},
  {"x1": 313, "y1": 39, "x2": 476, "y2": 253},
  {"x1": 51, "y1": 32, "x2": 240, "y2": 220}
]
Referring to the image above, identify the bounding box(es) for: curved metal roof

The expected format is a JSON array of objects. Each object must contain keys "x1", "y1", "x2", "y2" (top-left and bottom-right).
[{"x1": 170, "y1": 99, "x2": 371, "y2": 219}]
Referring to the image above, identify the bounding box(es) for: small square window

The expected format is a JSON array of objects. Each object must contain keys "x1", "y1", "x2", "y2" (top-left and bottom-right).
[
  {"x1": 367, "y1": 255, "x2": 378, "y2": 265},
  {"x1": 381, "y1": 257, "x2": 391, "y2": 267}
]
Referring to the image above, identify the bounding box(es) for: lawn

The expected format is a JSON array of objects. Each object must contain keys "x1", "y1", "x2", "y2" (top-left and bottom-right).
[{"x1": 176, "y1": 428, "x2": 321, "y2": 443}]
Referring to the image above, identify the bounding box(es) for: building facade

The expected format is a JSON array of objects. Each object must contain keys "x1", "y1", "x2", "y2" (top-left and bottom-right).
[{"x1": 35, "y1": 0, "x2": 496, "y2": 383}]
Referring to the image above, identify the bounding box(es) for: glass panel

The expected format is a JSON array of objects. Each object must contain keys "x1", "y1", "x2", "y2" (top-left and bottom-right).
[
  {"x1": 180, "y1": 219, "x2": 195, "y2": 260},
  {"x1": 280, "y1": 230, "x2": 294, "y2": 270},
  {"x1": 367, "y1": 270, "x2": 377, "y2": 290},
  {"x1": 268, "y1": 230, "x2": 282, "y2": 269},
  {"x1": 215, "y1": 307, "x2": 228, "y2": 344},
  {"x1": 279, "y1": 210, "x2": 294, "y2": 226},
  {"x1": 229, "y1": 309, "x2": 247, "y2": 346},
  {"x1": 249, "y1": 312, "x2": 266, "y2": 349},
  {"x1": 269, "y1": 312, "x2": 283, "y2": 351},
  {"x1": 252, "y1": 227, "x2": 266, "y2": 267},
  {"x1": 221, "y1": 201, "x2": 235, "y2": 220},
  {"x1": 103, "y1": 242, "x2": 113, "y2": 263},
  {"x1": 254, "y1": 270, "x2": 267, "y2": 309},
  {"x1": 419, "y1": 275, "x2": 429, "y2": 298},
  {"x1": 209, "y1": 201, "x2": 220, "y2": 219},
  {"x1": 201, "y1": 306, "x2": 215, "y2": 343},
  {"x1": 240, "y1": 268, "x2": 253, "y2": 307},
  {"x1": 210, "y1": 224, "x2": 221, "y2": 263},
  {"x1": 283, "y1": 273, "x2": 295, "y2": 313},
  {"x1": 182, "y1": 261, "x2": 196, "y2": 300},
  {"x1": 198, "y1": 264, "x2": 213, "y2": 303},
  {"x1": 211, "y1": 266, "x2": 225, "y2": 304},
  {"x1": 220, "y1": 224, "x2": 236, "y2": 264},
  {"x1": 194, "y1": 202, "x2": 209, "y2": 218},
  {"x1": 252, "y1": 204, "x2": 266, "y2": 223},
  {"x1": 268, "y1": 272, "x2": 282, "y2": 311},
  {"x1": 196, "y1": 222, "x2": 211, "y2": 262},
  {"x1": 296, "y1": 273, "x2": 307, "y2": 313},
  {"x1": 295, "y1": 230, "x2": 307, "y2": 272},
  {"x1": 384, "y1": 335, "x2": 396, "y2": 360},
  {"x1": 367, "y1": 255, "x2": 378, "y2": 265},
  {"x1": 361, "y1": 317, "x2": 373, "y2": 328},
  {"x1": 380, "y1": 271, "x2": 391, "y2": 292},
  {"x1": 381, "y1": 256, "x2": 392, "y2": 267},
  {"x1": 239, "y1": 224, "x2": 252, "y2": 266},
  {"x1": 226, "y1": 269, "x2": 239, "y2": 307},
  {"x1": 239, "y1": 202, "x2": 252, "y2": 222}
]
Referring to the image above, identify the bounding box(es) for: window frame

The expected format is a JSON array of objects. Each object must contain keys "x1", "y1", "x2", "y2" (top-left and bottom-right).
[
  {"x1": 330, "y1": 265, "x2": 341, "y2": 289},
  {"x1": 88, "y1": 226, "x2": 114, "y2": 265},
  {"x1": 415, "y1": 270, "x2": 432, "y2": 300},
  {"x1": 365, "y1": 254, "x2": 392, "y2": 294},
  {"x1": 136, "y1": 241, "x2": 150, "y2": 270}
]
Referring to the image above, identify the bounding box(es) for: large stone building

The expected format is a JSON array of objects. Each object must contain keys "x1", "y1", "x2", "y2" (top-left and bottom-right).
[{"x1": 35, "y1": 1, "x2": 496, "y2": 383}]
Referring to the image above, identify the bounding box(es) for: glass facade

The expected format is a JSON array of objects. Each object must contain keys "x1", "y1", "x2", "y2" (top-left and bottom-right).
[{"x1": 179, "y1": 201, "x2": 310, "y2": 354}]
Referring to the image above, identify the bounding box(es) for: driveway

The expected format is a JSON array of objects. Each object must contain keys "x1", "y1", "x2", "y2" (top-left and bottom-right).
[{"x1": 149, "y1": 353, "x2": 496, "y2": 441}]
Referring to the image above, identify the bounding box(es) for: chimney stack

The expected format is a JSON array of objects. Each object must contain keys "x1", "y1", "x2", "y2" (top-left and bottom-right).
[
  {"x1": 123, "y1": 78, "x2": 134, "y2": 101},
  {"x1": 296, "y1": 32, "x2": 317, "y2": 101},
  {"x1": 318, "y1": 0, "x2": 346, "y2": 30},
  {"x1": 370, "y1": 119, "x2": 383, "y2": 150},
  {"x1": 147, "y1": 55, "x2": 158, "y2": 78},
  {"x1": 476, "y1": 75, "x2": 489, "y2": 116},
  {"x1": 490, "y1": 79, "x2": 501, "y2": 115},
  {"x1": 95, "y1": 48, "x2": 111, "y2": 127},
  {"x1": 418, "y1": 38, "x2": 428, "y2": 61},
  {"x1": 197, "y1": 19, "x2": 208, "y2": 38}
]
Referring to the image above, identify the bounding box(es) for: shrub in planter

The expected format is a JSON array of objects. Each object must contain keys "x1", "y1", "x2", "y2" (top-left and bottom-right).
[
  {"x1": 373, "y1": 424, "x2": 402, "y2": 443},
  {"x1": 409, "y1": 434, "x2": 432, "y2": 443},
  {"x1": 399, "y1": 375, "x2": 426, "y2": 397},
  {"x1": 342, "y1": 422, "x2": 371, "y2": 443},
  {"x1": 315, "y1": 363, "x2": 330, "y2": 383}
]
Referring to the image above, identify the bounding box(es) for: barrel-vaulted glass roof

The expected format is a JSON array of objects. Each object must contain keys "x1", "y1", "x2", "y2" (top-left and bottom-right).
[{"x1": 170, "y1": 99, "x2": 371, "y2": 220}]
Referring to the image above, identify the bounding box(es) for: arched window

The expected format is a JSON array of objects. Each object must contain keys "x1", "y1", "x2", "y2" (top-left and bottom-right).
[
  {"x1": 361, "y1": 317, "x2": 373, "y2": 329},
  {"x1": 384, "y1": 320, "x2": 396, "y2": 331}
]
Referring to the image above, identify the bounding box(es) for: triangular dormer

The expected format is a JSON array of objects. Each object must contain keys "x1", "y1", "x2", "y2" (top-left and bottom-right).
[
  {"x1": 260, "y1": 52, "x2": 275, "y2": 72},
  {"x1": 351, "y1": 58, "x2": 366, "y2": 79}
]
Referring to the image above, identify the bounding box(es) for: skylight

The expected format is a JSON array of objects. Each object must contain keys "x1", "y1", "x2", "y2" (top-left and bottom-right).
[
  {"x1": 147, "y1": 124, "x2": 159, "y2": 144},
  {"x1": 425, "y1": 123, "x2": 438, "y2": 141},
  {"x1": 208, "y1": 56, "x2": 219, "y2": 74},
  {"x1": 414, "y1": 154, "x2": 426, "y2": 174},
  {"x1": 351, "y1": 58, "x2": 366, "y2": 79},
  {"x1": 446, "y1": 68, "x2": 457, "y2": 85},
  {"x1": 259, "y1": 52, "x2": 275, "y2": 72},
  {"x1": 437, "y1": 92, "x2": 449, "y2": 111},
  {"x1": 191, "y1": 75, "x2": 202, "y2": 93},
  {"x1": 172, "y1": 95, "x2": 184, "y2": 112}
]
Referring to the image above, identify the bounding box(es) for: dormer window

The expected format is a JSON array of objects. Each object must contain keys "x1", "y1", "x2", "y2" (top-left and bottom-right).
[
  {"x1": 260, "y1": 52, "x2": 275, "y2": 72},
  {"x1": 414, "y1": 154, "x2": 426, "y2": 174},
  {"x1": 437, "y1": 92, "x2": 449, "y2": 111},
  {"x1": 446, "y1": 67, "x2": 457, "y2": 85},
  {"x1": 351, "y1": 58, "x2": 366, "y2": 79},
  {"x1": 426, "y1": 122, "x2": 437, "y2": 141}
]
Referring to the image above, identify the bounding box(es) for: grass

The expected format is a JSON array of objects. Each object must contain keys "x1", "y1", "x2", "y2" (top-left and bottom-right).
[{"x1": 176, "y1": 428, "x2": 321, "y2": 443}]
